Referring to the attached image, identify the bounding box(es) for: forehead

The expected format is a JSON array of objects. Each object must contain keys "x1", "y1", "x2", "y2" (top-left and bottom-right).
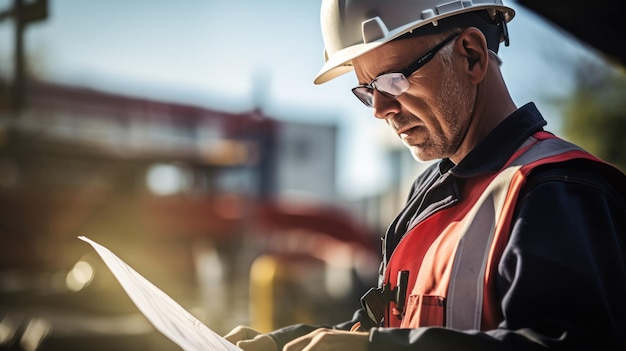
[{"x1": 352, "y1": 34, "x2": 436, "y2": 83}]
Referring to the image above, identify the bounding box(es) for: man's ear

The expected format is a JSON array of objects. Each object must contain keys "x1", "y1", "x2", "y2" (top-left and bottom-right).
[{"x1": 455, "y1": 27, "x2": 489, "y2": 84}]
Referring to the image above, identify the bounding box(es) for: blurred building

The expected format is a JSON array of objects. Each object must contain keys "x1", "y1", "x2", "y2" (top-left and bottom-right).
[
  {"x1": 275, "y1": 121, "x2": 337, "y2": 200},
  {"x1": 0, "y1": 81, "x2": 379, "y2": 351}
]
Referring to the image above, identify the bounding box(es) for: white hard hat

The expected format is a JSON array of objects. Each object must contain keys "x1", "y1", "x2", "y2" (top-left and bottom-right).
[{"x1": 314, "y1": 0, "x2": 515, "y2": 84}]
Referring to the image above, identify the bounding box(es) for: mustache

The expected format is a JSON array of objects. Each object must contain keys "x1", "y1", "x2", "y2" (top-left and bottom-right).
[{"x1": 388, "y1": 113, "x2": 420, "y2": 133}]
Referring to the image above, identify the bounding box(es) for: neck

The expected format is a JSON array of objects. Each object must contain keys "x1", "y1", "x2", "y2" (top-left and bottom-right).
[{"x1": 449, "y1": 60, "x2": 516, "y2": 164}]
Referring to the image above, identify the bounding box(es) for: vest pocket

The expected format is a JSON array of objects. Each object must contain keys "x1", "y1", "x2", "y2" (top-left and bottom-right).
[{"x1": 401, "y1": 294, "x2": 445, "y2": 327}]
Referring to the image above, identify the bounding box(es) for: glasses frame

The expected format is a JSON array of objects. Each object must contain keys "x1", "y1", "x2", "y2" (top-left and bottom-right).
[{"x1": 352, "y1": 32, "x2": 461, "y2": 108}]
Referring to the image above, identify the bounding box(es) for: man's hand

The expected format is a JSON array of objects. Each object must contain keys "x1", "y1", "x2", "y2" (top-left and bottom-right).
[
  {"x1": 284, "y1": 329, "x2": 369, "y2": 351},
  {"x1": 224, "y1": 326, "x2": 277, "y2": 351},
  {"x1": 224, "y1": 326, "x2": 262, "y2": 343}
]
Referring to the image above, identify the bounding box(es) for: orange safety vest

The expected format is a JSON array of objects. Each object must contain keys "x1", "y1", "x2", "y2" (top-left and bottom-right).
[{"x1": 383, "y1": 132, "x2": 603, "y2": 329}]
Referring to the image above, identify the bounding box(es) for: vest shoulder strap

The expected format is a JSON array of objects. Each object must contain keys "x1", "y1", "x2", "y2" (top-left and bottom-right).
[{"x1": 446, "y1": 136, "x2": 585, "y2": 330}]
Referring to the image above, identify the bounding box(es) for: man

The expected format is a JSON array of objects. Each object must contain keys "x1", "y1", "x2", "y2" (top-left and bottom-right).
[{"x1": 226, "y1": 0, "x2": 626, "y2": 350}]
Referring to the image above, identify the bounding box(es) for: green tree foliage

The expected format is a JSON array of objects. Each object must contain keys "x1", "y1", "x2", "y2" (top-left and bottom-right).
[{"x1": 562, "y1": 60, "x2": 626, "y2": 172}]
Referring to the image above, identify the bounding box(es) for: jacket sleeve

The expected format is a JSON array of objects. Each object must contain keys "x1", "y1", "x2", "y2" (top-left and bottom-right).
[{"x1": 368, "y1": 160, "x2": 626, "y2": 350}]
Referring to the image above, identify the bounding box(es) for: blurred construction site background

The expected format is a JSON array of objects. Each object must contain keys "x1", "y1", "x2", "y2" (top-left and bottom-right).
[{"x1": 0, "y1": 0, "x2": 624, "y2": 350}]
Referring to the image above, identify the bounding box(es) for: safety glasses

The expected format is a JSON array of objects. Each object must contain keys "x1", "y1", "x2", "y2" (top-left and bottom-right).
[{"x1": 352, "y1": 32, "x2": 460, "y2": 108}]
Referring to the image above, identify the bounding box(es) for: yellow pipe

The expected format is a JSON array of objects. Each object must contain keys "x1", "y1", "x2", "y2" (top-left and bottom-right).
[{"x1": 249, "y1": 254, "x2": 279, "y2": 332}]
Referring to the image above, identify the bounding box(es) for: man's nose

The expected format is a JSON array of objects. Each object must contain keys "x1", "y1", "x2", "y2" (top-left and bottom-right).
[{"x1": 372, "y1": 90, "x2": 401, "y2": 120}]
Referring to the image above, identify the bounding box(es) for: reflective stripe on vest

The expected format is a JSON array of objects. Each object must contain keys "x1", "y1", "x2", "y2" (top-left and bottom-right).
[
  {"x1": 446, "y1": 137, "x2": 585, "y2": 330},
  {"x1": 383, "y1": 133, "x2": 599, "y2": 329}
]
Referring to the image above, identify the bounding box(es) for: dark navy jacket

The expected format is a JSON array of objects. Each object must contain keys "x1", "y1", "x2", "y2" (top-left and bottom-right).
[{"x1": 270, "y1": 103, "x2": 626, "y2": 350}]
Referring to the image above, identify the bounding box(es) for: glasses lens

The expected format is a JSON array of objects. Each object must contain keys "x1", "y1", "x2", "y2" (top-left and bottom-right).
[
  {"x1": 352, "y1": 86, "x2": 374, "y2": 107},
  {"x1": 374, "y1": 73, "x2": 410, "y2": 96},
  {"x1": 351, "y1": 73, "x2": 411, "y2": 108}
]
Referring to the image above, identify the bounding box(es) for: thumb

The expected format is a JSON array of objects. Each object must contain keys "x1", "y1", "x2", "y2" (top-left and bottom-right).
[
  {"x1": 224, "y1": 326, "x2": 262, "y2": 343},
  {"x1": 237, "y1": 334, "x2": 277, "y2": 351}
]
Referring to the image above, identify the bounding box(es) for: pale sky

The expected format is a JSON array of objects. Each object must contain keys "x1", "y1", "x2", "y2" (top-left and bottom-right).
[{"x1": 0, "y1": 0, "x2": 607, "y2": 198}]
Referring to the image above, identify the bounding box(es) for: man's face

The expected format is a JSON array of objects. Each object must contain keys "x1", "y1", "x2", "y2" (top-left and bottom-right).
[{"x1": 352, "y1": 32, "x2": 477, "y2": 162}]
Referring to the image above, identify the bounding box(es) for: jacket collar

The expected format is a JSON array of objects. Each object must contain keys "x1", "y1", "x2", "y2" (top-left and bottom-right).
[{"x1": 442, "y1": 102, "x2": 548, "y2": 178}]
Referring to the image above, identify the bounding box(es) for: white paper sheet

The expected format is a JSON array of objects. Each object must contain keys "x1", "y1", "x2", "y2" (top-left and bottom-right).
[{"x1": 79, "y1": 236, "x2": 241, "y2": 351}]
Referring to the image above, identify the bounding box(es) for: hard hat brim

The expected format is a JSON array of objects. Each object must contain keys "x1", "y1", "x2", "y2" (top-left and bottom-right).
[{"x1": 314, "y1": 41, "x2": 383, "y2": 85}]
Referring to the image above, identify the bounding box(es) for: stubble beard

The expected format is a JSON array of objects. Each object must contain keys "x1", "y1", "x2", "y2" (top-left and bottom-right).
[{"x1": 412, "y1": 44, "x2": 475, "y2": 162}]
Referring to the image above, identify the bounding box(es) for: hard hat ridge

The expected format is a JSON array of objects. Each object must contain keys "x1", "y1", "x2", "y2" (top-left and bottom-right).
[{"x1": 396, "y1": 10, "x2": 508, "y2": 54}]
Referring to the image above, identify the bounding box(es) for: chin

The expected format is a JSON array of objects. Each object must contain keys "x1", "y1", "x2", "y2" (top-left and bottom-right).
[{"x1": 410, "y1": 149, "x2": 436, "y2": 163}]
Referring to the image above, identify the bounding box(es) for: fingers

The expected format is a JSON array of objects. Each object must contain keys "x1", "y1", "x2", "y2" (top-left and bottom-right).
[
  {"x1": 236, "y1": 334, "x2": 278, "y2": 351},
  {"x1": 224, "y1": 325, "x2": 262, "y2": 344},
  {"x1": 283, "y1": 331, "x2": 319, "y2": 351},
  {"x1": 224, "y1": 326, "x2": 277, "y2": 351},
  {"x1": 284, "y1": 329, "x2": 369, "y2": 351}
]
